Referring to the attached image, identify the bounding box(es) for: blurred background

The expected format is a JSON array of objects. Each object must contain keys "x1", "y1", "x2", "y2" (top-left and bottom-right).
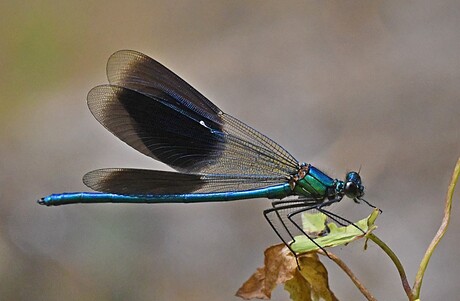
[{"x1": 1, "y1": 1, "x2": 459, "y2": 300}]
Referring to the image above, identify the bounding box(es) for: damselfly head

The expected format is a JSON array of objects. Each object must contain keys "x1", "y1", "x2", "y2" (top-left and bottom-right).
[{"x1": 344, "y1": 171, "x2": 365, "y2": 199}]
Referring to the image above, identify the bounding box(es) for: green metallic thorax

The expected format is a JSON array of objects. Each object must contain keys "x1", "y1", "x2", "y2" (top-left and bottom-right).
[{"x1": 292, "y1": 164, "x2": 336, "y2": 199}]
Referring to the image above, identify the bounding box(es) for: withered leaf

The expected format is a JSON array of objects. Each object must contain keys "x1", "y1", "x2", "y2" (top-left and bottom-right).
[
  {"x1": 236, "y1": 244, "x2": 296, "y2": 299},
  {"x1": 237, "y1": 246, "x2": 337, "y2": 300}
]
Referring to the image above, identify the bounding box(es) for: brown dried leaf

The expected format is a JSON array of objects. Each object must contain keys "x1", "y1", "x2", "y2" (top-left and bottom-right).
[
  {"x1": 236, "y1": 244, "x2": 297, "y2": 299},
  {"x1": 237, "y1": 245, "x2": 338, "y2": 300},
  {"x1": 236, "y1": 267, "x2": 269, "y2": 300},
  {"x1": 284, "y1": 269, "x2": 313, "y2": 301},
  {"x1": 297, "y1": 253, "x2": 338, "y2": 301}
]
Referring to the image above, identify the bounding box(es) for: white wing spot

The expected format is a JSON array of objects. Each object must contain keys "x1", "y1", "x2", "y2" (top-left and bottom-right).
[{"x1": 200, "y1": 120, "x2": 210, "y2": 128}]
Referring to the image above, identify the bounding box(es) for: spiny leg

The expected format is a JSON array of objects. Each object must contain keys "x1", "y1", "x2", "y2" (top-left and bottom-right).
[
  {"x1": 284, "y1": 197, "x2": 347, "y2": 258},
  {"x1": 356, "y1": 197, "x2": 382, "y2": 213},
  {"x1": 317, "y1": 207, "x2": 365, "y2": 234},
  {"x1": 263, "y1": 207, "x2": 298, "y2": 257},
  {"x1": 264, "y1": 200, "x2": 323, "y2": 266},
  {"x1": 315, "y1": 208, "x2": 347, "y2": 227},
  {"x1": 286, "y1": 196, "x2": 344, "y2": 229},
  {"x1": 305, "y1": 197, "x2": 366, "y2": 233},
  {"x1": 269, "y1": 201, "x2": 298, "y2": 242},
  {"x1": 266, "y1": 199, "x2": 327, "y2": 253},
  {"x1": 285, "y1": 204, "x2": 330, "y2": 256},
  {"x1": 269, "y1": 198, "x2": 319, "y2": 241}
]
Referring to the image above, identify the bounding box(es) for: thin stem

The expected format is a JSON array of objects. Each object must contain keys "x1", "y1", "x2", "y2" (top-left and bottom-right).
[
  {"x1": 412, "y1": 157, "x2": 460, "y2": 299},
  {"x1": 318, "y1": 250, "x2": 377, "y2": 301},
  {"x1": 367, "y1": 234, "x2": 414, "y2": 301}
]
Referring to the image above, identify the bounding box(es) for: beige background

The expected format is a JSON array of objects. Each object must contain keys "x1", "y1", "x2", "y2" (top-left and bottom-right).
[{"x1": 1, "y1": 1, "x2": 459, "y2": 300}]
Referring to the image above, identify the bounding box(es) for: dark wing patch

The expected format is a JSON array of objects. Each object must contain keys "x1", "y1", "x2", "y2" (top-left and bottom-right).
[
  {"x1": 86, "y1": 50, "x2": 299, "y2": 177},
  {"x1": 87, "y1": 85, "x2": 225, "y2": 172}
]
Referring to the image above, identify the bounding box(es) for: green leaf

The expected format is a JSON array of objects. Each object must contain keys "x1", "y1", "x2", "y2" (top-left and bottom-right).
[
  {"x1": 301, "y1": 212, "x2": 328, "y2": 236},
  {"x1": 291, "y1": 209, "x2": 380, "y2": 254}
]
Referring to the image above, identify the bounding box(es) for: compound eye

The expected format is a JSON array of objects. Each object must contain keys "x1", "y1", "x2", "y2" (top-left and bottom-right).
[
  {"x1": 345, "y1": 182, "x2": 358, "y2": 198},
  {"x1": 346, "y1": 171, "x2": 362, "y2": 185}
]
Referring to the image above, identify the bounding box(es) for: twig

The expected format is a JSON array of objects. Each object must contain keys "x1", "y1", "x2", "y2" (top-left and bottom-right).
[
  {"x1": 318, "y1": 250, "x2": 377, "y2": 301},
  {"x1": 367, "y1": 234, "x2": 414, "y2": 301},
  {"x1": 412, "y1": 157, "x2": 460, "y2": 299}
]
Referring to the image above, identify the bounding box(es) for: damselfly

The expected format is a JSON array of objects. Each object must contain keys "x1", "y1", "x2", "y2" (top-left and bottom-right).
[{"x1": 39, "y1": 50, "x2": 375, "y2": 255}]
